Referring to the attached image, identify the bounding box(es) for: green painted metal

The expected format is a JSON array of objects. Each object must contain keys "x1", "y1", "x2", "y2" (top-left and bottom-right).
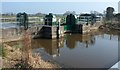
[
  {"x1": 16, "y1": 12, "x2": 28, "y2": 30},
  {"x1": 64, "y1": 25, "x2": 68, "y2": 31},
  {"x1": 66, "y1": 14, "x2": 76, "y2": 31},
  {"x1": 45, "y1": 13, "x2": 53, "y2": 26},
  {"x1": 44, "y1": 13, "x2": 57, "y2": 26}
]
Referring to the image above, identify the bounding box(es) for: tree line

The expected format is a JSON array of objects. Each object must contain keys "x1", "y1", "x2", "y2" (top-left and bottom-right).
[{"x1": 106, "y1": 7, "x2": 120, "y2": 23}]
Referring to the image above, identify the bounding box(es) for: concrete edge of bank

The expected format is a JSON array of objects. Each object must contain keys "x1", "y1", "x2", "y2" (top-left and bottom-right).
[{"x1": 109, "y1": 61, "x2": 120, "y2": 70}]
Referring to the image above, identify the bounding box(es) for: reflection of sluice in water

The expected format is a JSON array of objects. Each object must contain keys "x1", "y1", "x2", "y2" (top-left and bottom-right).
[
  {"x1": 31, "y1": 38, "x2": 64, "y2": 57},
  {"x1": 32, "y1": 34, "x2": 96, "y2": 56},
  {"x1": 66, "y1": 34, "x2": 96, "y2": 49},
  {"x1": 97, "y1": 29, "x2": 119, "y2": 41}
]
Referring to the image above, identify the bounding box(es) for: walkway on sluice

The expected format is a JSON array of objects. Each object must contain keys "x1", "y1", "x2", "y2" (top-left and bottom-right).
[{"x1": 0, "y1": 25, "x2": 51, "y2": 43}]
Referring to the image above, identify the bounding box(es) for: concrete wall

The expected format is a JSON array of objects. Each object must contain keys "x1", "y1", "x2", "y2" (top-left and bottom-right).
[
  {"x1": 35, "y1": 26, "x2": 64, "y2": 39},
  {"x1": 75, "y1": 22, "x2": 101, "y2": 34}
]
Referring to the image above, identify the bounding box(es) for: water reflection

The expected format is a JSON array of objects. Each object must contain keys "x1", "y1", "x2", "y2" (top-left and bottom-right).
[
  {"x1": 31, "y1": 30, "x2": 119, "y2": 68},
  {"x1": 66, "y1": 34, "x2": 95, "y2": 49},
  {"x1": 32, "y1": 30, "x2": 119, "y2": 56},
  {"x1": 33, "y1": 34, "x2": 95, "y2": 59},
  {"x1": 32, "y1": 33, "x2": 97, "y2": 56},
  {"x1": 118, "y1": 32, "x2": 120, "y2": 61},
  {"x1": 31, "y1": 38, "x2": 64, "y2": 56},
  {"x1": 5, "y1": 29, "x2": 119, "y2": 68}
]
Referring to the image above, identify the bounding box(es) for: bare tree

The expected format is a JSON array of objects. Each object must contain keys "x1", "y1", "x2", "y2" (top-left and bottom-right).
[{"x1": 21, "y1": 30, "x2": 32, "y2": 68}]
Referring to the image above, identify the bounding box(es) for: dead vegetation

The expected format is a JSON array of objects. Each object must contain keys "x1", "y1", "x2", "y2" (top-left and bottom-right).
[{"x1": 2, "y1": 30, "x2": 60, "y2": 69}]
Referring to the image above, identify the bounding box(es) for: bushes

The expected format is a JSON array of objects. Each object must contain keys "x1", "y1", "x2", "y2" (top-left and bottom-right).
[
  {"x1": 0, "y1": 44, "x2": 6, "y2": 58},
  {"x1": 0, "y1": 45, "x2": 2, "y2": 57},
  {"x1": 12, "y1": 43, "x2": 22, "y2": 50}
]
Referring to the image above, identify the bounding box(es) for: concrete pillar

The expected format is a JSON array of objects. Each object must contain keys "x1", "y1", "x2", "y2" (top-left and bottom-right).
[{"x1": 57, "y1": 19, "x2": 61, "y2": 39}]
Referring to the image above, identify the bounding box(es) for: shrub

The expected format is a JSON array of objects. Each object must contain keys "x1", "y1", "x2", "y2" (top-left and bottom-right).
[{"x1": 0, "y1": 44, "x2": 6, "y2": 58}]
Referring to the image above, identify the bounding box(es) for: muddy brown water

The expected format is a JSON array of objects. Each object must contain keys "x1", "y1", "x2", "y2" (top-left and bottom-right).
[
  {"x1": 31, "y1": 29, "x2": 120, "y2": 68},
  {"x1": 6, "y1": 30, "x2": 120, "y2": 68}
]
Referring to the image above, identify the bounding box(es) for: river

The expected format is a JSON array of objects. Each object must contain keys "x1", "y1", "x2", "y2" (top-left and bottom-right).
[
  {"x1": 31, "y1": 30, "x2": 119, "y2": 68},
  {"x1": 0, "y1": 22, "x2": 19, "y2": 29},
  {"x1": 2, "y1": 23, "x2": 119, "y2": 68}
]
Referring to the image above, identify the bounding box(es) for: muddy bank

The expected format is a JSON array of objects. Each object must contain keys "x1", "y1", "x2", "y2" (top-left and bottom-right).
[{"x1": 1, "y1": 43, "x2": 60, "y2": 68}]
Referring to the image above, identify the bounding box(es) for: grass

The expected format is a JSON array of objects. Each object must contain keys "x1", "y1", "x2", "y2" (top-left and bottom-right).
[
  {"x1": 0, "y1": 45, "x2": 2, "y2": 57},
  {"x1": 12, "y1": 43, "x2": 22, "y2": 50},
  {"x1": 2, "y1": 16, "x2": 16, "y2": 18},
  {"x1": 0, "y1": 44, "x2": 6, "y2": 58}
]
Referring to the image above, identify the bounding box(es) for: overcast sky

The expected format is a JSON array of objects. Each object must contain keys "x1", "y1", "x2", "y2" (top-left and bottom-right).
[{"x1": 2, "y1": 2, "x2": 119, "y2": 14}]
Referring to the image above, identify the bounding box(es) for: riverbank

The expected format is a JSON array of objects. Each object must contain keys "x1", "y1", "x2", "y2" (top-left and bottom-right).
[
  {"x1": 2, "y1": 43, "x2": 60, "y2": 68},
  {"x1": 0, "y1": 28, "x2": 61, "y2": 68},
  {"x1": 100, "y1": 23, "x2": 120, "y2": 31},
  {"x1": 0, "y1": 23, "x2": 119, "y2": 68}
]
